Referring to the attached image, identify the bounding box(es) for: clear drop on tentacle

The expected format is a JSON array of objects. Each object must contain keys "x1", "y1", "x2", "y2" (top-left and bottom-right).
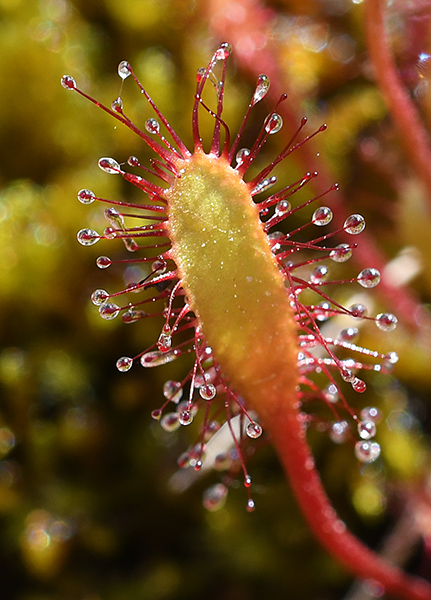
[
  {"x1": 265, "y1": 113, "x2": 283, "y2": 134},
  {"x1": 330, "y1": 244, "x2": 352, "y2": 263},
  {"x1": 99, "y1": 302, "x2": 120, "y2": 320},
  {"x1": 338, "y1": 327, "x2": 358, "y2": 342},
  {"x1": 77, "y1": 228, "x2": 99, "y2": 246},
  {"x1": 235, "y1": 148, "x2": 250, "y2": 166},
  {"x1": 163, "y1": 380, "x2": 183, "y2": 403},
  {"x1": 351, "y1": 377, "x2": 367, "y2": 393},
  {"x1": 252, "y1": 176, "x2": 277, "y2": 196},
  {"x1": 77, "y1": 189, "x2": 95, "y2": 204},
  {"x1": 323, "y1": 384, "x2": 339, "y2": 404},
  {"x1": 91, "y1": 289, "x2": 109, "y2": 306},
  {"x1": 203, "y1": 483, "x2": 228, "y2": 511},
  {"x1": 246, "y1": 421, "x2": 263, "y2": 439},
  {"x1": 157, "y1": 330, "x2": 172, "y2": 352},
  {"x1": 199, "y1": 384, "x2": 217, "y2": 401},
  {"x1": 214, "y1": 42, "x2": 232, "y2": 61},
  {"x1": 355, "y1": 440, "x2": 381, "y2": 463},
  {"x1": 98, "y1": 157, "x2": 121, "y2": 174},
  {"x1": 330, "y1": 421, "x2": 349, "y2": 443},
  {"x1": 357, "y1": 268, "x2": 380, "y2": 288},
  {"x1": 252, "y1": 74, "x2": 270, "y2": 105},
  {"x1": 179, "y1": 409, "x2": 193, "y2": 426},
  {"x1": 145, "y1": 118, "x2": 160, "y2": 134},
  {"x1": 118, "y1": 60, "x2": 131, "y2": 80},
  {"x1": 116, "y1": 356, "x2": 133, "y2": 372},
  {"x1": 140, "y1": 351, "x2": 178, "y2": 368},
  {"x1": 128, "y1": 155, "x2": 140, "y2": 167},
  {"x1": 275, "y1": 199, "x2": 291, "y2": 216},
  {"x1": 344, "y1": 214, "x2": 366, "y2": 234},
  {"x1": 161, "y1": 412, "x2": 181, "y2": 432},
  {"x1": 61, "y1": 75, "x2": 76, "y2": 90},
  {"x1": 376, "y1": 313, "x2": 398, "y2": 332},
  {"x1": 349, "y1": 303, "x2": 368, "y2": 318},
  {"x1": 96, "y1": 256, "x2": 111, "y2": 269},
  {"x1": 310, "y1": 265, "x2": 328, "y2": 283},
  {"x1": 111, "y1": 96, "x2": 123, "y2": 112},
  {"x1": 360, "y1": 407, "x2": 382, "y2": 423},
  {"x1": 313, "y1": 206, "x2": 333, "y2": 226},
  {"x1": 358, "y1": 420, "x2": 377, "y2": 440}
]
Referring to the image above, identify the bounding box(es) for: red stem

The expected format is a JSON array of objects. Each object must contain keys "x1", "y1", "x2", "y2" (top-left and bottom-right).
[
  {"x1": 269, "y1": 400, "x2": 431, "y2": 600},
  {"x1": 364, "y1": 0, "x2": 431, "y2": 215}
]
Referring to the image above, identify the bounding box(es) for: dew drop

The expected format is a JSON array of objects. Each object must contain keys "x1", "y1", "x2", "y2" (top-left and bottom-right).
[
  {"x1": 252, "y1": 176, "x2": 277, "y2": 195},
  {"x1": 358, "y1": 420, "x2": 377, "y2": 440},
  {"x1": 61, "y1": 75, "x2": 76, "y2": 90},
  {"x1": 275, "y1": 199, "x2": 291, "y2": 216},
  {"x1": 179, "y1": 409, "x2": 193, "y2": 426},
  {"x1": 104, "y1": 227, "x2": 116, "y2": 239},
  {"x1": 145, "y1": 118, "x2": 160, "y2": 134},
  {"x1": 310, "y1": 265, "x2": 328, "y2": 283},
  {"x1": 341, "y1": 367, "x2": 355, "y2": 383},
  {"x1": 118, "y1": 60, "x2": 131, "y2": 80},
  {"x1": 96, "y1": 256, "x2": 111, "y2": 269},
  {"x1": 215, "y1": 42, "x2": 232, "y2": 60},
  {"x1": 199, "y1": 383, "x2": 216, "y2": 401},
  {"x1": 252, "y1": 74, "x2": 270, "y2": 105},
  {"x1": 98, "y1": 157, "x2": 121, "y2": 174},
  {"x1": 151, "y1": 408, "x2": 162, "y2": 421},
  {"x1": 203, "y1": 483, "x2": 228, "y2": 511},
  {"x1": 77, "y1": 228, "x2": 99, "y2": 246},
  {"x1": 351, "y1": 377, "x2": 367, "y2": 393},
  {"x1": 235, "y1": 148, "x2": 250, "y2": 166},
  {"x1": 244, "y1": 475, "x2": 252, "y2": 488},
  {"x1": 111, "y1": 96, "x2": 123, "y2": 112},
  {"x1": 383, "y1": 351, "x2": 398, "y2": 365},
  {"x1": 140, "y1": 350, "x2": 177, "y2": 368},
  {"x1": 246, "y1": 421, "x2": 263, "y2": 439},
  {"x1": 122, "y1": 308, "x2": 147, "y2": 323},
  {"x1": 124, "y1": 237, "x2": 139, "y2": 252},
  {"x1": 247, "y1": 498, "x2": 256, "y2": 512},
  {"x1": 77, "y1": 189, "x2": 95, "y2": 204},
  {"x1": 315, "y1": 301, "x2": 331, "y2": 322},
  {"x1": 116, "y1": 356, "x2": 133, "y2": 372},
  {"x1": 358, "y1": 268, "x2": 380, "y2": 288},
  {"x1": 157, "y1": 329, "x2": 172, "y2": 352},
  {"x1": 313, "y1": 206, "x2": 333, "y2": 226},
  {"x1": 163, "y1": 380, "x2": 183, "y2": 403},
  {"x1": 105, "y1": 207, "x2": 124, "y2": 229},
  {"x1": 323, "y1": 384, "x2": 339, "y2": 404},
  {"x1": 344, "y1": 214, "x2": 366, "y2": 234},
  {"x1": 360, "y1": 406, "x2": 382, "y2": 423},
  {"x1": 99, "y1": 302, "x2": 120, "y2": 320},
  {"x1": 376, "y1": 313, "x2": 398, "y2": 332},
  {"x1": 355, "y1": 440, "x2": 381, "y2": 463},
  {"x1": 91, "y1": 289, "x2": 109, "y2": 306},
  {"x1": 330, "y1": 420, "x2": 349, "y2": 443},
  {"x1": 349, "y1": 303, "x2": 368, "y2": 318},
  {"x1": 338, "y1": 327, "x2": 358, "y2": 342},
  {"x1": 161, "y1": 412, "x2": 180, "y2": 432},
  {"x1": 152, "y1": 257, "x2": 167, "y2": 273},
  {"x1": 128, "y1": 155, "x2": 140, "y2": 167},
  {"x1": 265, "y1": 113, "x2": 283, "y2": 134},
  {"x1": 330, "y1": 243, "x2": 352, "y2": 263}
]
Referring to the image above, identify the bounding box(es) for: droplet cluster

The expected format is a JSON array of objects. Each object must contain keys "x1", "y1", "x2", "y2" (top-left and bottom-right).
[{"x1": 66, "y1": 44, "x2": 399, "y2": 509}]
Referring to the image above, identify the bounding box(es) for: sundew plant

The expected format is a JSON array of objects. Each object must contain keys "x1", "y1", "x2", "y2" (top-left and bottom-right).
[{"x1": 62, "y1": 42, "x2": 431, "y2": 600}]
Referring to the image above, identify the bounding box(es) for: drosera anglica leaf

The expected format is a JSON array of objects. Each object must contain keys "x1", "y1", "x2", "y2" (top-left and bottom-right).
[{"x1": 62, "y1": 44, "x2": 431, "y2": 600}]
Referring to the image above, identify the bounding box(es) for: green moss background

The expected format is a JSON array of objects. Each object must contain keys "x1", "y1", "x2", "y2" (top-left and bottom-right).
[{"x1": 0, "y1": 1, "x2": 431, "y2": 599}]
